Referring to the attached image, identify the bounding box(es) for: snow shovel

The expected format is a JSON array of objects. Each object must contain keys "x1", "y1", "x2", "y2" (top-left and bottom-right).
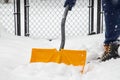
[{"x1": 30, "y1": 5, "x2": 86, "y2": 72}]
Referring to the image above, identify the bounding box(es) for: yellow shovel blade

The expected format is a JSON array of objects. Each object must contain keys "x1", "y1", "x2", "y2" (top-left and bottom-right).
[
  {"x1": 30, "y1": 48, "x2": 86, "y2": 67},
  {"x1": 30, "y1": 48, "x2": 61, "y2": 63},
  {"x1": 60, "y1": 49, "x2": 86, "y2": 66}
]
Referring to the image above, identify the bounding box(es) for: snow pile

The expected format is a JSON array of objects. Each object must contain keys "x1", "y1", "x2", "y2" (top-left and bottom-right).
[
  {"x1": 83, "y1": 59, "x2": 120, "y2": 80},
  {"x1": 10, "y1": 63, "x2": 82, "y2": 80},
  {"x1": 0, "y1": 27, "x2": 120, "y2": 80}
]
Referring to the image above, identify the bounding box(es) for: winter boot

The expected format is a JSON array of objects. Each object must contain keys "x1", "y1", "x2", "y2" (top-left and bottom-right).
[{"x1": 100, "y1": 43, "x2": 120, "y2": 61}]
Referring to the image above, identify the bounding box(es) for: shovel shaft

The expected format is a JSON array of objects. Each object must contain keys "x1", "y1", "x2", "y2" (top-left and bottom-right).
[{"x1": 59, "y1": 5, "x2": 69, "y2": 50}]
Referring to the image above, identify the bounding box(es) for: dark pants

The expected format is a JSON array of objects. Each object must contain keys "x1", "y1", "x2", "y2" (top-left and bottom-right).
[{"x1": 102, "y1": 0, "x2": 120, "y2": 44}]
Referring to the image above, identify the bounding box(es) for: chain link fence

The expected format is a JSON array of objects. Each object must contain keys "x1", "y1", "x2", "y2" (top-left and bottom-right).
[
  {"x1": 0, "y1": 0, "x2": 14, "y2": 34},
  {"x1": 29, "y1": 0, "x2": 89, "y2": 39},
  {"x1": 0, "y1": 0, "x2": 104, "y2": 39}
]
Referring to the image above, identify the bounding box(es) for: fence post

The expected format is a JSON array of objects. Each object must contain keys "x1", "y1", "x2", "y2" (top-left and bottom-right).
[
  {"x1": 97, "y1": 0, "x2": 102, "y2": 34},
  {"x1": 14, "y1": 0, "x2": 21, "y2": 36},
  {"x1": 24, "y1": 0, "x2": 30, "y2": 36},
  {"x1": 88, "y1": 0, "x2": 95, "y2": 35}
]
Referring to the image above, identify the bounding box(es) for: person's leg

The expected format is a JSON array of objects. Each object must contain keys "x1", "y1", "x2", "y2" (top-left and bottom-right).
[
  {"x1": 102, "y1": 0, "x2": 120, "y2": 44},
  {"x1": 100, "y1": 0, "x2": 120, "y2": 61}
]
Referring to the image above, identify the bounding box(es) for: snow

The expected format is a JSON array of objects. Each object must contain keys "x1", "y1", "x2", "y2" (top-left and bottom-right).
[{"x1": 0, "y1": 25, "x2": 120, "y2": 80}]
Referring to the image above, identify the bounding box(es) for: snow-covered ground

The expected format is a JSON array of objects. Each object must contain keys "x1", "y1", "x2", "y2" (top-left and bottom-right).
[{"x1": 0, "y1": 25, "x2": 120, "y2": 80}]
